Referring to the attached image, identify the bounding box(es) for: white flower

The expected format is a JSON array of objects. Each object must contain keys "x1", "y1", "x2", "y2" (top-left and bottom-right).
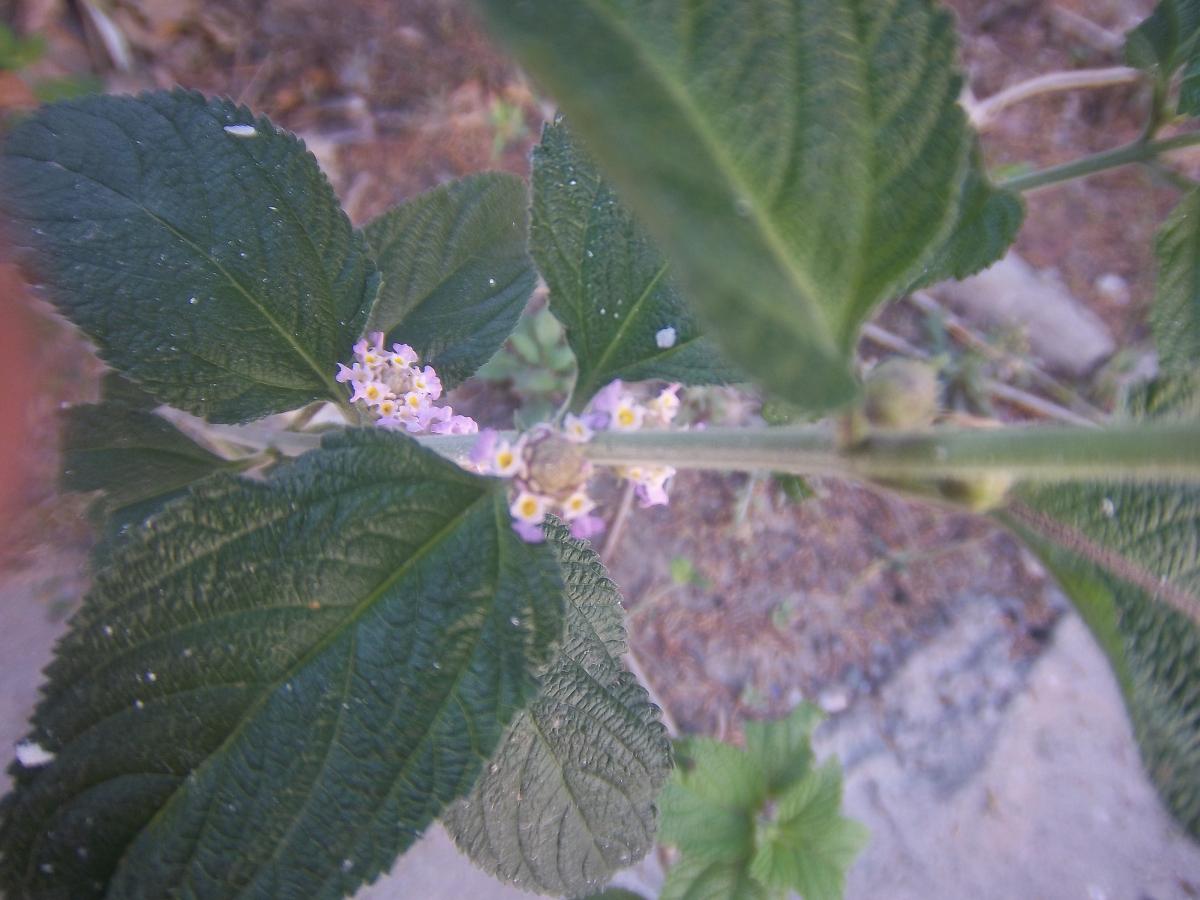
[
  {"x1": 563, "y1": 413, "x2": 593, "y2": 443},
  {"x1": 510, "y1": 490, "x2": 548, "y2": 525}
]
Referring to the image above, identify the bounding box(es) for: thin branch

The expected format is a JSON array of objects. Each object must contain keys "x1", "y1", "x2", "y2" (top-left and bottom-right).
[
  {"x1": 967, "y1": 66, "x2": 1142, "y2": 130},
  {"x1": 905, "y1": 290, "x2": 1109, "y2": 422},
  {"x1": 1049, "y1": 8, "x2": 1125, "y2": 54},
  {"x1": 860, "y1": 322, "x2": 1099, "y2": 427},
  {"x1": 601, "y1": 480, "x2": 636, "y2": 559},
  {"x1": 998, "y1": 131, "x2": 1200, "y2": 193}
]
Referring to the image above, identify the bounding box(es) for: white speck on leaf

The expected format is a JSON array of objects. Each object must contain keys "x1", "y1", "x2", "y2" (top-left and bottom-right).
[
  {"x1": 1101, "y1": 497, "x2": 1116, "y2": 518},
  {"x1": 15, "y1": 741, "x2": 55, "y2": 768},
  {"x1": 224, "y1": 124, "x2": 258, "y2": 138},
  {"x1": 655, "y1": 326, "x2": 677, "y2": 349}
]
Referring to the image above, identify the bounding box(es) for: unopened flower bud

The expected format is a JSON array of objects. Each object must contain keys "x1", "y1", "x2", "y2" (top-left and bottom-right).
[
  {"x1": 863, "y1": 359, "x2": 940, "y2": 429},
  {"x1": 937, "y1": 472, "x2": 1014, "y2": 512},
  {"x1": 524, "y1": 431, "x2": 590, "y2": 496}
]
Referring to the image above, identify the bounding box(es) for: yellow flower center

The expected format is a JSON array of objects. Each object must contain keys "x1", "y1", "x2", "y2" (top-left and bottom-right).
[
  {"x1": 617, "y1": 407, "x2": 636, "y2": 427},
  {"x1": 497, "y1": 450, "x2": 514, "y2": 469},
  {"x1": 519, "y1": 498, "x2": 538, "y2": 518}
]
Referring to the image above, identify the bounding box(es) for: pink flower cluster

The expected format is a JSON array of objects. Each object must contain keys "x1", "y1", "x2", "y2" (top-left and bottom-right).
[
  {"x1": 335, "y1": 332, "x2": 477, "y2": 435},
  {"x1": 472, "y1": 380, "x2": 682, "y2": 543},
  {"x1": 588, "y1": 379, "x2": 680, "y2": 509},
  {"x1": 470, "y1": 422, "x2": 603, "y2": 543}
]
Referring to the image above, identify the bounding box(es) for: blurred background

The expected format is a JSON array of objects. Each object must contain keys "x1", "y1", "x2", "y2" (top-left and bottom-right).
[{"x1": 1, "y1": 0, "x2": 1199, "y2": 896}]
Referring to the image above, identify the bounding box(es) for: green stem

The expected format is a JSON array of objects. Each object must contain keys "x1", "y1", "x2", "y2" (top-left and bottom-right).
[
  {"x1": 583, "y1": 422, "x2": 1200, "y2": 483},
  {"x1": 195, "y1": 421, "x2": 1200, "y2": 484},
  {"x1": 998, "y1": 131, "x2": 1200, "y2": 193}
]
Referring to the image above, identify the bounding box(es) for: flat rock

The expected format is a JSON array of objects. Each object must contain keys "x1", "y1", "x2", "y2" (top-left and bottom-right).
[{"x1": 933, "y1": 252, "x2": 1115, "y2": 377}]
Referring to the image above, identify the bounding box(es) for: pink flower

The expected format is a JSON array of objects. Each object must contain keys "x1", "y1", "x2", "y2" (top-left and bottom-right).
[
  {"x1": 350, "y1": 379, "x2": 391, "y2": 406},
  {"x1": 590, "y1": 380, "x2": 625, "y2": 415},
  {"x1": 412, "y1": 365, "x2": 442, "y2": 400},
  {"x1": 431, "y1": 414, "x2": 478, "y2": 435},
  {"x1": 390, "y1": 343, "x2": 419, "y2": 367},
  {"x1": 335, "y1": 362, "x2": 368, "y2": 384},
  {"x1": 569, "y1": 514, "x2": 606, "y2": 541},
  {"x1": 513, "y1": 520, "x2": 546, "y2": 543},
  {"x1": 470, "y1": 429, "x2": 499, "y2": 467}
]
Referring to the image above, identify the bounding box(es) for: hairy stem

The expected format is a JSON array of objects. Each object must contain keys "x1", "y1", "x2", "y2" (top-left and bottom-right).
[
  {"x1": 583, "y1": 422, "x2": 1200, "y2": 483},
  {"x1": 999, "y1": 131, "x2": 1200, "y2": 193},
  {"x1": 193, "y1": 419, "x2": 1200, "y2": 484}
]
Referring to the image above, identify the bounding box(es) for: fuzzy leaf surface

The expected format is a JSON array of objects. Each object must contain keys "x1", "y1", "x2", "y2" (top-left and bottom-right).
[
  {"x1": 1151, "y1": 188, "x2": 1200, "y2": 375},
  {"x1": 61, "y1": 383, "x2": 234, "y2": 530},
  {"x1": 475, "y1": 0, "x2": 972, "y2": 411},
  {"x1": 906, "y1": 145, "x2": 1024, "y2": 290},
  {"x1": 0, "y1": 430, "x2": 565, "y2": 899},
  {"x1": 532, "y1": 120, "x2": 737, "y2": 404},
  {"x1": 0, "y1": 90, "x2": 377, "y2": 422},
  {"x1": 364, "y1": 173, "x2": 537, "y2": 389},
  {"x1": 1004, "y1": 382, "x2": 1200, "y2": 838},
  {"x1": 1126, "y1": 0, "x2": 1200, "y2": 76},
  {"x1": 444, "y1": 523, "x2": 672, "y2": 897}
]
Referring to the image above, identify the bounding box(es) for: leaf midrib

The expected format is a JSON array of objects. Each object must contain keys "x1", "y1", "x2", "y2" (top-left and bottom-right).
[
  {"x1": 563, "y1": 0, "x2": 836, "y2": 345},
  {"x1": 576, "y1": 261, "x2": 670, "y2": 400},
  {"x1": 12, "y1": 150, "x2": 345, "y2": 404}
]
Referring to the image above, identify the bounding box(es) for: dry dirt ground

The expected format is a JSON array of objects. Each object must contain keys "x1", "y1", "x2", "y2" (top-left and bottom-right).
[{"x1": 2, "y1": 0, "x2": 1199, "y2": 897}]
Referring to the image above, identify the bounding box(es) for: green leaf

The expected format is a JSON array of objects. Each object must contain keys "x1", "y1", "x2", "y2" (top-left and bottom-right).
[
  {"x1": 660, "y1": 856, "x2": 770, "y2": 900},
  {"x1": 743, "y1": 703, "x2": 822, "y2": 796},
  {"x1": 0, "y1": 90, "x2": 378, "y2": 423},
  {"x1": 659, "y1": 740, "x2": 765, "y2": 863},
  {"x1": 0, "y1": 430, "x2": 565, "y2": 899},
  {"x1": 443, "y1": 522, "x2": 672, "y2": 897},
  {"x1": 364, "y1": 173, "x2": 537, "y2": 389},
  {"x1": 1151, "y1": 188, "x2": 1200, "y2": 375},
  {"x1": 749, "y1": 761, "x2": 867, "y2": 900},
  {"x1": 61, "y1": 375, "x2": 241, "y2": 563},
  {"x1": 1126, "y1": 0, "x2": 1200, "y2": 74},
  {"x1": 906, "y1": 144, "x2": 1024, "y2": 290},
  {"x1": 61, "y1": 386, "x2": 235, "y2": 525},
  {"x1": 531, "y1": 119, "x2": 737, "y2": 405},
  {"x1": 475, "y1": 0, "x2": 972, "y2": 412},
  {"x1": 1002, "y1": 381, "x2": 1200, "y2": 838},
  {"x1": 1182, "y1": 56, "x2": 1200, "y2": 115}
]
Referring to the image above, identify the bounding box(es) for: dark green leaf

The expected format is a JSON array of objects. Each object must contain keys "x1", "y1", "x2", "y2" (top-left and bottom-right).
[
  {"x1": 1002, "y1": 381, "x2": 1200, "y2": 838},
  {"x1": 1126, "y1": 0, "x2": 1200, "y2": 74},
  {"x1": 774, "y1": 474, "x2": 815, "y2": 504},
  {"x1": 1, "y1": 90, "x2": 377, "y2": 423},
  {"x1": 1151, "y1": 188, "x2": 1200, "y2": 375},
  {"x1": 743, "y1": 703, "x2": 822, "y2": 796},
  {"x1": 749, "y1": 761, "x2": 867, "y2": 900},
  {"x1": 1182, "y1": 56, "x2": 1200, "y2": 115},
  {"x1": 61, "y1": 398, "x2": 232, "y2": 520},
  {"x1": 531, "y1": 120, "x2": 737, "y2": 405},
  {"x1": 906, "y1": 144, "x2": 1024, "y2": 291},
  {"x1": 444, "y1": 522, "x2": 672, "y2": 897},
  {"x1": 364, "y1": 173, "x2": 537, "y2": 389},
  {"x1": 61, "y1": 374, "x2": 240, "y2": 561},
  {"x1": 660, "y1": 856, "x2": 769, "y2": 900},
  {"x1": 476, "y1": 0, "x2": 972, "y2": 412},
  {"x1": 0, "y1": 430, "x2": 565, "y2": 899},
  {"x1": 583, "y1": 890, "x2": 648, "y2": 900}
]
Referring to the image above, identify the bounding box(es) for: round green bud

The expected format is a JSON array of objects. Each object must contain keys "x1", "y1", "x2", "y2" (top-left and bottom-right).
[{"x1": 863, "y1": 359, "x2": 940, "y2": 429}]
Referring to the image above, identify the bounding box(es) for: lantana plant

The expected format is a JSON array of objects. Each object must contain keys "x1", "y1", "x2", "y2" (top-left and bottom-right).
[{"x1": 2, "y1": 1, "x2": 1200, "y2": 899}]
